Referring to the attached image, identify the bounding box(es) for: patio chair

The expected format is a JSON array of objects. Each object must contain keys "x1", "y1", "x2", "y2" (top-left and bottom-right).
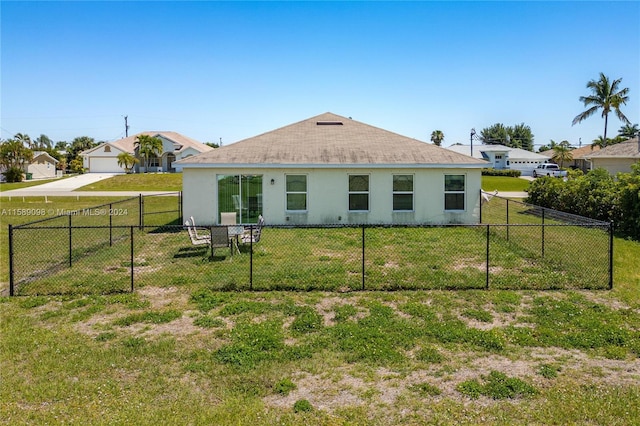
[
  {"x1": 220, "y1": 212, "x2": 237, "y2": 225},
  {"x1": 190, "y1": 216, "x2": 210, "y2": 240},
  {"x1": 185, "y1": 220, "x2": 210, "y2": 246},
  {"x1": 209, "y1": 226, "x2": 231, "y2": 257},
  {"x1": 241, "y1": 215, "x2": 264, "y2": 245}
]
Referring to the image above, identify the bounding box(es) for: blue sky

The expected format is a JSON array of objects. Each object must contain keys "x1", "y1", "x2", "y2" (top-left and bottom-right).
[{"x1": 1, "y1": 1, "x2": 639, "y2": 149}]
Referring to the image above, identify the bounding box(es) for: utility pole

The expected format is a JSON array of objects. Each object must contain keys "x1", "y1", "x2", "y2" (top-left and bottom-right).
[{"x1": 124, "y1": 115, "x2": 130, "y2": 137}]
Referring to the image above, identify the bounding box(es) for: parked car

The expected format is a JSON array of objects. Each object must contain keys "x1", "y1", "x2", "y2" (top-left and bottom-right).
[{"x1": 533, "y1": 163, "x2": 568, "y2": 178}]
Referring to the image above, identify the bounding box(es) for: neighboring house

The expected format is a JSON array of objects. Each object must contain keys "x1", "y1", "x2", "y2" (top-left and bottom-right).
[
  {"x1": 582, "y1": 138, "x2": 640, "y2": 175},
  {"x1": 175, "y1": 112, "x2": 487, "y2": 226},
  {"x1": 27, "y1": 151, "x2": 59, "y2": 179},
  {"x1": 445, "y1": 144, "x2": 548, "y2": 176},
  {"x1": 539, "y1": 144, "x2": 601, "y2": 173},
  {"x1": 81, "y1": 131, "x2": 213, "y2": 173}
]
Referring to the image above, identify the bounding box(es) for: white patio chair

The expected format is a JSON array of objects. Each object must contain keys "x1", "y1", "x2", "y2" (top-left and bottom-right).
[
  {"x1": 241, "y1": 215, "x2": 264, "y2": 245},
  {"x1": 190, "y1": 216, "x2": 210, "y2": 240},
  {"x1": 185, "y1": 220, "x2": 210, "y2": 246},
  {"x1": 220, "y1": 212, "x2": 237, "y2": 225}
]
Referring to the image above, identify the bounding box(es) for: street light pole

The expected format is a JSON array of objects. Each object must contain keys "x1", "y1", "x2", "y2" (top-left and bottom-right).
[{"x1": 470, "y1": 128, "x2": 476, "y2": 157}]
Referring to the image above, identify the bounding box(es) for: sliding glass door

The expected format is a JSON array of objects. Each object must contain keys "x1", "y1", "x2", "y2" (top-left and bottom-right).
[{"x1": 217, "y1": 174, "x2": 263, "y2": 223}]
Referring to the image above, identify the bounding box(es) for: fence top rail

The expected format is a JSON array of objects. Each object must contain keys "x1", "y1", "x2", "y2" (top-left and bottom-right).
[
  {"x1": 486, "y1": 193, "x2": 610, "y2": 226},
  {"x1": 9, "y1": 223, "x2": 611, "y2": 231}
]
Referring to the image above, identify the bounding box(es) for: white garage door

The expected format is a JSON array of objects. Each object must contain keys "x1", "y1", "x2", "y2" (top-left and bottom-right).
[{"x1": 88, "y1": 157, "x2": 122, "y2": 173}]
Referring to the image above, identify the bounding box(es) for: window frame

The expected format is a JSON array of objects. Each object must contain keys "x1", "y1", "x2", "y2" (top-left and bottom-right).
[
  {"x1": 348, "y1": 174, "x2": 370, "y2": 212},
  {"x1": 444, "y1": 174, "x2": 466, "y2": 212},
  {"x1": 392, "y1": 174, "x2": 414, "y2": 211},
  {"x1": 285, "y1": 174, "x2": 308, "y2": 212}
]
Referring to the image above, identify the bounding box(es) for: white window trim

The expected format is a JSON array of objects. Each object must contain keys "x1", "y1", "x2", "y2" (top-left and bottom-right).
[
  {"x1": 348, "y1": 174, "x2": 370, "y2": 212},
  {"x1": 392, "y1": 174, "x2": 414, "y2": 211},
  {"x1": 285, "y1": 174, "x2": 308, "y2": 212},
  {"x1": 444, "y1": 174, "x2": 466, "y2": 212}
]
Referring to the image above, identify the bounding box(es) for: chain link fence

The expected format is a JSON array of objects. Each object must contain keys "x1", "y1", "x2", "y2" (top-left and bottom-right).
[{"x1": 8, "y1": 191, "x2": 612, "y2": 295}]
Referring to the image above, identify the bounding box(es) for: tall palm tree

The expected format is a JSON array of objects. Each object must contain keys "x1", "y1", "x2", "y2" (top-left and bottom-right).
[
  {"x1": 430, "y1": 130, "x2": 444, "y2": 146},
  {"x1": 134, "y1": 134, "x2": 163, "y2": 172},
  {"x1": 618, "y1": 123, "x2": 639, "y2": 140},
  {"x1": 14, "y1": 133, "x2": 32, "y2": 149},
  {"x1": 551, "y1": 141, "x2": 573, "y2": 168},
  {"x1": 572, "y1": 73, "x2": 630, "y2": 143}
]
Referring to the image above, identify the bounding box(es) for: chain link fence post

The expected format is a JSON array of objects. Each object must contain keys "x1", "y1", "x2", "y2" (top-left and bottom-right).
[
  {"x1": 609, "y1": 221, "x2": 614, "y2": 290},
  {"x1": 130, "y1": 225, "x2": 135, "y2": 293},
  {"x1": 9, "y1": 224, "x2": 14, "y2": 296},
  {"x1": 362, "y1": 225, "x2": 366, "y2": 291}
]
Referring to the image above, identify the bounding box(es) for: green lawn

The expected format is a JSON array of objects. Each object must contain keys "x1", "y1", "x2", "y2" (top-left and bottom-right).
[
  {"x1": 482, "y1": 176, "x2": 531, "y2": 192},
  {"x1": 1, "y1": 194, "x2": 639, "y2": 424},
  {"x1": 0, "y1": 175, "x2": 73, "y2": 191},
  {"x1": 75, "y1": 172, "x2": 183, "y2": 191}
]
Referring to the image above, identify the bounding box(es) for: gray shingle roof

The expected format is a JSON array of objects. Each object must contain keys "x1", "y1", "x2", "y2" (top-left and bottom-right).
[
  {"x1": 582, "y1": 138, "x2": 640, "y2": 159},
  {"x1": 177, "y1": 112, "x2": 486, "y2": 167}
]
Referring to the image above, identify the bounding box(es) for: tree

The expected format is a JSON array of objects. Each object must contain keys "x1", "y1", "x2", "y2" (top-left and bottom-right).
[
  {"x1": 480, "y1": 123, "x2": 510, "y2": 146},
  {"x1": 618, "y1": 123, "x2": 639, "y2": 139},
  {"x1": 592, "y1": 136, "x2": 609, "y2": 149},
  {"x1": 510, "y1": 123, "x2": 534, "y2": 151},
  {"x1": 134, "y1": 134, "x2": 163, "y2": 172},
  {"x1": 0, "y1": 139, "x2": 33, "y2": 182},
  {"x1": 66, "y1": 136, "x2": 97, "y2": 165},
  {"x1": 14, "y1": 133, "x2": 32, "y2": 149},
  {"x1": 117, "y1": 152, "x2": 139, "y2": 173},
  {"x1": 68, "y1": 158, "x2": 84, "y2": 174},
  {"x1": 55, "y1": 141, "x2": 68, "y2": 151},
  {"x1": 551, "y1": 141, "x2": 573, "y2": 168},
  {"x1": 480, "y1": 123, "x2": 535, "y2": 151},
  {"x1": 572, "y1": 73, "x2": 631, "y2": 143},
  {"x1": 538, "y1": 139, "x2": 559, "y2": 153},
  {"x1": 430, "y1": 130, "x2": 444, "y2": 146},
  {"x1": 34, "y1": 134, "x2": 53, "y2": 150}
]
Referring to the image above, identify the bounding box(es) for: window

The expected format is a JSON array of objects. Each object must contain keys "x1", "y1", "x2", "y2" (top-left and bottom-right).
[
  {"x1": 444, "y1": 175, "x2": 465, "y2": 211},
  {"x1": 393, "y1": 175, "x2": 413, "y2": 211},
  {"x1": 286, "y1": 175, "x2": 307, "y2": 211},
  {"x1": 147, "y1": 155, "x2": 160, "y2": 167},
  {"x1": 217, "y1": 174, "x2": 263, "y2": 223},
  {"x1": 349, "y1": 175, "x2": 369, "y2": 211}
]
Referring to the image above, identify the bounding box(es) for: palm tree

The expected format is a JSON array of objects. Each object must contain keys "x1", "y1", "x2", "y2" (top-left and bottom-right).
[
  {"x1": 117, "y1": 152, "x2": 139, "y2": 173},
  {"x1": 134, "y1": 134, "x2": 163, "y2": 172},
  {"x1": 14, "y1": 133, "x2": 32, "y2": 149},
  {"x1": 551, "y1": 141, "x2": 573, "y2": 169},
  {"x1": 572, "y1": 73, "x2": 630, "y2": 143},
  {"x1": 430, "y1": 130, "x2": 444, "y2": 146},
  {"x1": 592, "y1": 135, "x2": 609, "y2": 149},
  {"x1": 618, "y1": 123, "x2": 639, "y2": 140},
  {"x1": 34, "y1": 134, "x2": 53, "y2": 150}
]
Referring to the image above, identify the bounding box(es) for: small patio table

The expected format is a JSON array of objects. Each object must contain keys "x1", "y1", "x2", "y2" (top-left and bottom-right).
[{"x1": 227, "y1": 225, "x2": 245, "y2": 254}]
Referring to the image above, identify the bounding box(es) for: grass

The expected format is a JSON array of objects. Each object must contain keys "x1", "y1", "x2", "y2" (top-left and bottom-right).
[
  {"x1": 75, "y1": 172, "x2": 183, "y2": 191},
  {"x1": 0, "y1": 175, "x2": 73, "y2": 191},
  {"x1": 2, "y1": 193, "x2": 640, "y2": 424},
  {"x1": 482, "y1": 175, "x2": 531, "y2": 192}
]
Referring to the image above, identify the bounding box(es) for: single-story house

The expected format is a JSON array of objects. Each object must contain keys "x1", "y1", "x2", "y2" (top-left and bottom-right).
[
  {"x1": 582, "y1": 138, "x2": 640, "y2": 175},
  {"x1": 175, "y1": 112, "x2": 487, "y2": 226},
  {"x1": 27, "y1": 151, "x2": 59, "y2": 179},
  {"x1": 539, "y1": 144, "x2": 601, "y2": 173},
  {"x1": 445, "y1": 144, "x2": 548, "y2": 176},
  {"x1": 81, "y1": 131, "x2": 213, "y2": 173}
]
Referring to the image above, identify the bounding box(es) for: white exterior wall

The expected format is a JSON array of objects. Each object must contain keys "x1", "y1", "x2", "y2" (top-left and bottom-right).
[
  {"x1": 183, "y1": 167, "x2": 482, "y2": 226},
  {"x1": 27, "y1": 160, "x2": 57, "y2": 179},
  {"x1": 174, "y1": 148, "x2": 202, "y2": 172},
  {"x1": 84, "y1": 144, "x2": 126, "y2": 172},
  {"x1": 590, "y1": 158, "x2": 638, "y2": 175}
]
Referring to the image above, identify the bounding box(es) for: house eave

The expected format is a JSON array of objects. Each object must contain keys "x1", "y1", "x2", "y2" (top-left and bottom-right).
[{"x1": 179, "y1": 163, "x2": 487, "y2": 169}]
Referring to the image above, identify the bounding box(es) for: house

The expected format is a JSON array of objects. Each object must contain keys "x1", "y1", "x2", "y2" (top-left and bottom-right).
[
  {"x1": 445, "y1": 144, "x2": 548, "y2": 176},
  {"x1": 582, "y1": 138, "x2": 640, "y2": 175},
  {"x1": 81, "y1": 131, "x2": 213, "y2": 173},
  {"x1": 175, "y1": 112, "x2": 487, "y2": 226},
  {"x1": 27, "y1": 151, "x2": 59, "y2": 179},
  {"x1": 539, "y1": 144, "x2": 601, "y2": 172}
]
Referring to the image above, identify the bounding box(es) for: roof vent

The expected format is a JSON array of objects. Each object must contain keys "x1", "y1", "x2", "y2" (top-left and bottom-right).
[{"x1": 316, "y1": 121, "x2": 343, "y2": 126}]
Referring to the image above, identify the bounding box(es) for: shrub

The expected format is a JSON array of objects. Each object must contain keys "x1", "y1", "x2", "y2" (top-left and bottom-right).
[
  {"x1": 2, "y1": 166, "x2": 24, "y2": 182},
  {"x1": 482, "y1": 168, "x2": 522, "y2": 177}
]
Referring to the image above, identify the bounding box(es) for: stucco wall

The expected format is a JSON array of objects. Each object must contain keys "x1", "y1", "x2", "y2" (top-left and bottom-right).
[
  {"x1": 183, "y1": 167, "x2": 482, "y2": 226},
  {"x1": 591, "y1": 158, "x2": 638, "y2": 175}
]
